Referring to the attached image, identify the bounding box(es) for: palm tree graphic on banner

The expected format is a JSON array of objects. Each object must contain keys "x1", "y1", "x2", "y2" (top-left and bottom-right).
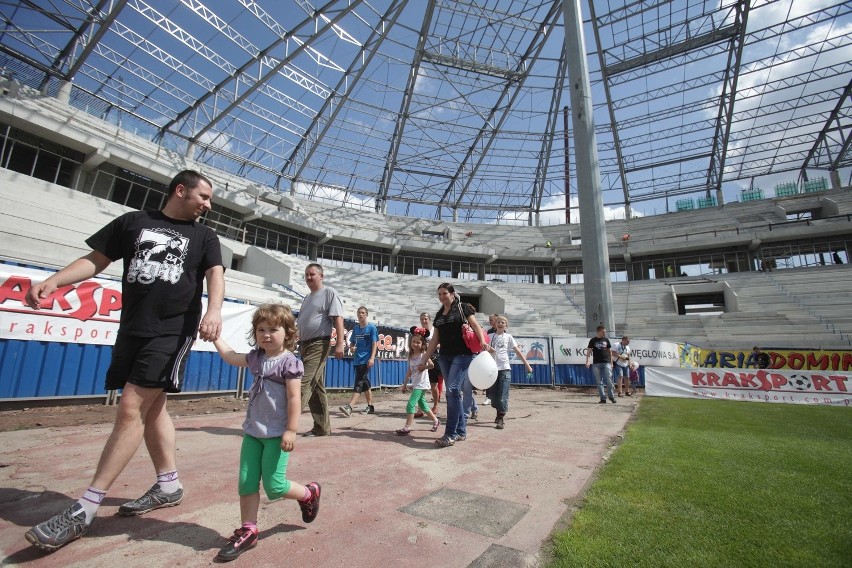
[{"x1": 527, "y1": 341, "x2": 545, "y2": 361}]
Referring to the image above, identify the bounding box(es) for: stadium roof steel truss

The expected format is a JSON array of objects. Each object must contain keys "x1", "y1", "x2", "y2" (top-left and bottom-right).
[{"x1": 0, "y1": 0, "x2": 849, "y2": 222}]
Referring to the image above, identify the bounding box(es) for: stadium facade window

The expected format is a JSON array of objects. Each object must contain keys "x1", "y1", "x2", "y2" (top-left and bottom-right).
[
  {"x1": 0, "y1": 124, "x2": 83, "y2": 185},
  {"x1": 6, "y1": 142, "x2": 37, "y2": 176},
  {"x1": 317, "y1": 242, "x2": 390, "y2": 272}
]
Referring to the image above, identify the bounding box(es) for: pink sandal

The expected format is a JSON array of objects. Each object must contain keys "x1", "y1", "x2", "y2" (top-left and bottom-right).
[
  {"x1": 431, "y1": 419, "x2": 440, "y2": 432},
  {"x1": 395, "y1": 428, "x2": 411, "y2": 436}
]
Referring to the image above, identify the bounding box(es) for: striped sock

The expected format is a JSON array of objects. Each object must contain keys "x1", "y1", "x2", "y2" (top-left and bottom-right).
[
  {"x1": 77, "y1": 486, "x2": 106, "y2": 523},
  {"x1": 156, "y1": 470, "x2": 181, "y2": 494}
]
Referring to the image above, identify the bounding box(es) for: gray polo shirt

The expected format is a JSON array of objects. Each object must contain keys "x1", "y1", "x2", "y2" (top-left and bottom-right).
[{"x1": 297, "y1": 285, "x2": 344, "y2": 341}]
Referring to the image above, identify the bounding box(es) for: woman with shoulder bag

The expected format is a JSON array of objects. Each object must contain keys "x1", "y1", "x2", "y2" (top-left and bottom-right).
[{"x1": 418, "y1": 283, "x2": 488, "y2": 448}]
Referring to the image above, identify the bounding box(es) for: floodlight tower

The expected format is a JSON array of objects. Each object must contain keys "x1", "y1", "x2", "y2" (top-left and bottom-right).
[{"x1": 561, "y1": 0, "x2": 615, "y2": 335}]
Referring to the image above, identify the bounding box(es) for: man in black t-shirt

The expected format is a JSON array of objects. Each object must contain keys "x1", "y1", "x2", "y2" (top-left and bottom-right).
[
  {"x1": 585, "y1": 325, "x2": 616, "y2": 404},
  {"x1": 23, "y1": 170, "x2": 225, "y2": 552}
]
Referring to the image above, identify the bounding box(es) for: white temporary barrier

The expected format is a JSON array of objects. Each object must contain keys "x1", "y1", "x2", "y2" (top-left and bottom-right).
[
  {"x1": 645, "y1": 366, "x2": 851, "y2": 407},
  {"x1": 552, "y1": 336, "x2": 681, "y2": 367}
]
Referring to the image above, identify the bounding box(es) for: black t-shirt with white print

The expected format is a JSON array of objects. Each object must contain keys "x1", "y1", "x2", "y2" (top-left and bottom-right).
[
  {"x1": 433, "y1": 299, "x2": 476, "y2": 356},
  {"x1": 86, "y1": 210, "x2": 223, "y2": 337},
  {"x1": 588, "y1": 336, "x2": 613, "y2": 364}
]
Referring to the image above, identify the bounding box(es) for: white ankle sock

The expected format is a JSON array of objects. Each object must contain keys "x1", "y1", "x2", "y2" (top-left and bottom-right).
[
  {"x1": 77, "y1": 487, "x2": 106, "y2": 523},
  {"x1": 156, "y1": 470, "x2": 181, "y2": 494}
]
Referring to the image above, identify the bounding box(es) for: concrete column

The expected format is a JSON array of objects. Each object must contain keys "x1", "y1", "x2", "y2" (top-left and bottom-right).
[
  {"x1": 830, "y1": 169, "x2": 841, "y2": 189},
  {"x1": 561, "y1": 0, "x2": 614, "y2": 335},
  {"x1": 57, "y1": 81, "x2": 72, "y2": 104}
]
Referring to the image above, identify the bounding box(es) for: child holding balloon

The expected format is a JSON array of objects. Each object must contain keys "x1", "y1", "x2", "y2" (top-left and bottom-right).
[
  {"x1": 484, "y1": 316, "x2": 532, "y2": 429},
  {"x1": 396, "y1": 327, "x2": 441, "y2": 435}
]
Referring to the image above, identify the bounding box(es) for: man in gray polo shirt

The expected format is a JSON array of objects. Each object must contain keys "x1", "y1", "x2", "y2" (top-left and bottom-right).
[{"x1": 298, "y1": 263, "x2": 345, "y2": 436}]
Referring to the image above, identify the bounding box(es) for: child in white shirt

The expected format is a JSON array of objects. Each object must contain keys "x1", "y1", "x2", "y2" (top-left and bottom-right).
[{"x1": 485, "y1": 316, "x2": 532, "y2": 430}]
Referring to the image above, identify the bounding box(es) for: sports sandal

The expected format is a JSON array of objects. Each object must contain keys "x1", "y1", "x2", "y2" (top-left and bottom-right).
[{"x1": 434, "y1": 436, "x2": 454, "y2": 447}]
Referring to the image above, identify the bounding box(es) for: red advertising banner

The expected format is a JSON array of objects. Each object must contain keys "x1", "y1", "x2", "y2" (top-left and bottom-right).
[{"x1": 0, "y1": 265, "x2": 255, "y2": 352}]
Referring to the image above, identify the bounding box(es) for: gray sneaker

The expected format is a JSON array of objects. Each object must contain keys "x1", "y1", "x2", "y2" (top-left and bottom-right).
[
  {"x1": 25, "y1": 502, "x2": 92, "y2": 551},
  {"x1": 339, "y1": 404, "x2": 352, "y2": 416},
  {"x1": 117, "y1": 483, "x2": 183, "y2": 516}
]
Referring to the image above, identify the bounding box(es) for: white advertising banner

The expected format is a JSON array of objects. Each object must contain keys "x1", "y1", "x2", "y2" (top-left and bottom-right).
[
  {"x1": 0, "y1": 265, "x2": 255, "y2": 352},
  {"x1": 646, "y1": 366, "x2": 852, "y2": 407},
  {"x1": 552, "y1": 337, "x2": 681, "y2": 367},
  {"x1": 510, "y1": 336, "x2": 549, "y2": 365}
]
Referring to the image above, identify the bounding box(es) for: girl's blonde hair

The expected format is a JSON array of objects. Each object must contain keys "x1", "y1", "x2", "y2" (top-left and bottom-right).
[
  {"x1": 497, "y1": 315, "x2": 509, "y2": 327},
  {"x1": 248, "y1": 303, "x2": 297, "y2": 351}
]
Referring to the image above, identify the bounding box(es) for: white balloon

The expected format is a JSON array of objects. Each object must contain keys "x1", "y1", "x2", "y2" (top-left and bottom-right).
[{"x1": 468, "y1": 351, "x2": 498, "y2": 390}]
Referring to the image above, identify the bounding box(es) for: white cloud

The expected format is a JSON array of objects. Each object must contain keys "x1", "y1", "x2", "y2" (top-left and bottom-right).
[
  {"x1": 196, "y1": 130, "x2": 233, "y2": 154},
  {"x1": 497, "y1": 194, "x2": 642, "y2": 226},
  {"x1": 292, "y1": 180, "x2": 375, "y2": 210},
  {"x1": 414, "y1": 68, "x2": 436, "y2": 94}
]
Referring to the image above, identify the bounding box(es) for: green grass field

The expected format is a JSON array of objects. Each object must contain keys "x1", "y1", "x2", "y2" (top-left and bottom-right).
[{"x1": 546, "y1": 397, "x2": 852, "y2": 568}]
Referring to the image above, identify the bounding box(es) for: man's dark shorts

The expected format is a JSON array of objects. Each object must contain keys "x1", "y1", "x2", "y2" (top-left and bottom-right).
[
  {"x1": 353, "y1": 364, "x2": 371, "y2": 393},
  {"x1": 105, "y1": 334, "x2": 195, "y2": 393}
]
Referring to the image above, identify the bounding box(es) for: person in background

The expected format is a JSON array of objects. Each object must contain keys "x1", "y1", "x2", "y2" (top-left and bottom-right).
[
  {"x1": 23, "y1": 170, "x2": 225, "y2": 552},
  {"x1": 463, "y1": 371, "x2": 480, "y2": 421},
  {"x1": 212, "y1": 303, "x2": 320, "y2": 562},
  {"x1": 298, "y1": 263, "x2": 345, "y2": 437},
  {"x1": 486, "y1": 314, "x2": 499, "y2": 335},
  {"x1": 752, "y1": 346, "x2": 771, "y2": 369},
  {"x1": 612, "y1": 336, "x2": 633, "y2": 397},
  {"x1": 629, "y1": 361, "x2": 641, "y2": 395},
  {"x1": 340, "y1": 306, "x2": 378, "y2": 416},
  {"x1": 586, "y1": 325, "x2": 616, "y2": 404}
]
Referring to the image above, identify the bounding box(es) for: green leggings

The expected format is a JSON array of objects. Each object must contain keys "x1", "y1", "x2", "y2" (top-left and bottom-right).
[
  {"x1": 406, "y1": 389, "x2": 431, "y2": 414},
  {"x1": 239, "y1": 434, "x2": 292, "y2": 499}
]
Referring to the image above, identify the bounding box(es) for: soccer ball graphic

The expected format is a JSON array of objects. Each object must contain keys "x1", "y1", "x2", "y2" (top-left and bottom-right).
[{"x1": 788, "y1": 374, "x2": 812, "y2": 391}]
